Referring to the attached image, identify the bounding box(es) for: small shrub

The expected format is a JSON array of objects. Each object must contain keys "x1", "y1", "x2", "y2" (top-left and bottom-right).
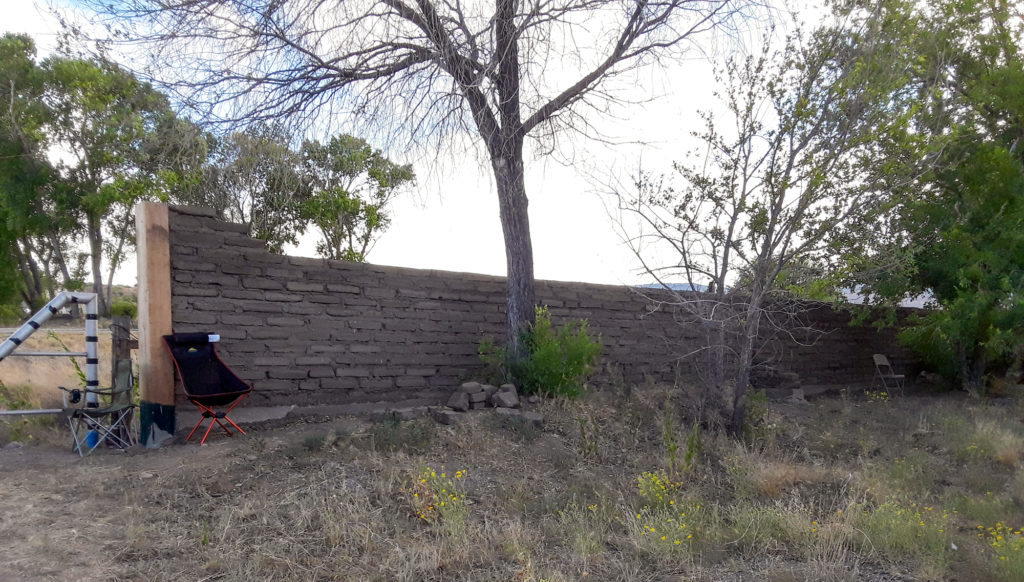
[
  {"x1": 981, "y1": 522, "x2": 1024, "y2": 580},
  {"x1": 628, "y1": 499, "x2": 706, "y2": 558},
  {"x1": 110, "y1": 296, "x2": 138, "y2": 319},
  {"x1": 663, "y1": 403, "x2": 680, "y2": 475},
  {"x1": 477, "y1": 337, "x2": 508, "y2": 386},
  {"x1": 510, "y1": 306, "x2": 602, "y2": 398},
  {"x1": 367, "y1": 414, "x2": 433, "y2": 454},
  {"x1": 409, "y1": 467, "x2": 469, "y2": 539},
  {"x1": 854, "y1": 501, "x2": 951, "y2": 569},
  {"x1": 864, "y1": 390, "x2": 890, "y2": 403},
  {"x1": 557, "y1": 503, "x2": 611, "y2": 557},
  {"x1": 636, "y1": 470, "x2": 683, "y2": 509},
  {"x1": 953, "y1": 493, "x2": 1016, "y2": 527}
]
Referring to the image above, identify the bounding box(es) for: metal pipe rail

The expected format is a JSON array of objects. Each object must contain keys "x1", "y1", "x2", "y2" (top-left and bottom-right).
[
  {"x1": 0, "y1": 292, "x2": 100, "y2": 409},
  {"x1": 5, "y1": 351, "x2": 89, "y2": 357},
  {"x1": 0, "y1": 409, "x2": 62, "y2": 416}
]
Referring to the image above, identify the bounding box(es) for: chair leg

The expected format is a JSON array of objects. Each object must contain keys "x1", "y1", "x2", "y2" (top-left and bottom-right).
[
  {"x1": 186, "y1": 414, "x2": 208, "y2": 441},
  {"x1": 200, "y1": 419, "x2": 217, "y2": 445},
  {"x1": 187, "y1": 394, "x2": 251, "y2": 445},
  {"x1": 68, "y1": 416, "x2": 85, "y2": 456},
  {"x1": 222, "y1": 416, "x2": 246, "y2": 435}
]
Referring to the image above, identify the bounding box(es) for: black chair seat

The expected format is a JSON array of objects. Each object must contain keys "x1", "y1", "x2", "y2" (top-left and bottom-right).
[{"x1": 163, "y1": 333, "x2": 253, "y2": 445}]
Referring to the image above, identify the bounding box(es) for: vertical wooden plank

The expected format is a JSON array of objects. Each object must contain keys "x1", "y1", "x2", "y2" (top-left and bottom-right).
[{"x1": 136, "y1": 202, "x2": 175, "y2": 447}]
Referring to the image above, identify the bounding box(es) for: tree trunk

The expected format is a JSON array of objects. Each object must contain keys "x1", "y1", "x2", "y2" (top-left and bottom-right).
[
  {"x1": 701, "y1": 316, "x2": 727, "y2": 427},
  {"x1": 15, "y1": 239, "x2": 45, "y2": 310},
  {"x1": 962, "y1": 344, "x2": 988, "y2": 395},
  {"x1": 491, "y1": 146, "x2": 536, "y2": 360},
  {"x1": 86, "y1": 212, "x2": 108, "y2": 316},
  {"x1": 729, "y1": 295, "x2": 765, "y2": 437},
  {"x1": 48, "y1": 232, "x2": 80, "y2": 318}
]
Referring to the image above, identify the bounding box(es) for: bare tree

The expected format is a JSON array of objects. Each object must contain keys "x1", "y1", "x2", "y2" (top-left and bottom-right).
[
  {"x1": 614, "y1": 11, "x2": 922, "y2": 435},
  {"x1": 77, "y1": 0, "x2": 750, "y2": 354}
]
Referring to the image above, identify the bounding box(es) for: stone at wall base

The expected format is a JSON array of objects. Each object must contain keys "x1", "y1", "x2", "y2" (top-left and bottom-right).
[
  {"x1": 432, "y1": 409, "x2": 460, "y2": 425},
  {"x1": 491, "y1": 389, "x2": 519, "y2": 408},
  {"x1": 447, "y1": 391, "x2": 470, "y2": 412},
  {"x1": 493, "y1": 407, "x2": 519, "y2": 418}
]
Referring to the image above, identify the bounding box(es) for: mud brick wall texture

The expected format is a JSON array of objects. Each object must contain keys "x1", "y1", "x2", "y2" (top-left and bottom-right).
[{"x1": 167, "y1": 206, "x2": 915, "y2": 410}]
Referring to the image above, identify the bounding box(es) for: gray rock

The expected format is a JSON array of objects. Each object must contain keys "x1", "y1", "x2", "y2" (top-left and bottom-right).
[
  {"x1": 784, "y1": 388, "x2": 807, "y2": 404},
  {"x1": 521, "y1": 411, "x2": 544, "y2": 428},
  {"x1": 459, "y1": 381, "x2": 484, "y2": 394},
  {"x1": 393, "y1": 407, "x2": 427, "y2": 421},
  {"x1": 499, "y1": 383, "x2": 517, "y2": 393},
  {"x1": 526, "y1": 395, "x2": 541, "y2": 404},
  {"x1": 493, "y1": 407, "x2": 520, "y2": 417},
  {"x1": 468, "y1": 390, "x2": 489, "y2": 403},
  {"x1": 483, "y1": 384, "x2": 498, "y2": 399},
  {"x1": 491, "y1": 389, "x2": 520, "y2": 409},
  {"x1": 447, "y1": 391, "x2": 469, "y2": 412},
  {"x1": 432, "y1": 409, "x2": 459, "y2": 425},
  {"x1": 469, "y1": 400, "x2": 488, "y2": 410}
]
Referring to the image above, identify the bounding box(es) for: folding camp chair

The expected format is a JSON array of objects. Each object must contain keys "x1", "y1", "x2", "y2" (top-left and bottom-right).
[
  {"x1": 163, "y1": 333, "x2": 253, "y2": 445},
  {"x1": 60, "y1": 360, "x2": 137, "y2": 456},
  {"x1": 873, "y1": 353, "x2": 906, "y2": 396}
]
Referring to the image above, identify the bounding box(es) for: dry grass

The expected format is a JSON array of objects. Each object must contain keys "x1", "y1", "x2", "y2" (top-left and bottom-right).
[
  {"x1": 751, "y1": 459, "x2": 827, "y2": 499},
  {"x1": 0, "y1": 328, "x2": 115, "y2": 407},
  {"x1": 2, "y1": 385, "x2": 1024, "y2": 580}
]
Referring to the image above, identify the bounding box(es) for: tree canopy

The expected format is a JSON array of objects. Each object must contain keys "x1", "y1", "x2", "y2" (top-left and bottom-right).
[
  {"x1": 846, "y1": 0, "x2": 1024, "y2": 393},
  {"x1": 79, "y1": 0, "x2": 752, "y2": 354}
]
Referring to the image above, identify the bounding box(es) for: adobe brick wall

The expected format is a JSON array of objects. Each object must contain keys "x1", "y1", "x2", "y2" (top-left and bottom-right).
[{"x1": 167, "y1": 206, "x2": 913, "y2": 410}]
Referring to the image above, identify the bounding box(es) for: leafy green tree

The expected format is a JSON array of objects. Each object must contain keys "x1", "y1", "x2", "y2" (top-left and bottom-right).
[
  {"x1": 300, "y1": 135, "x2": 413, "y2": 262},
  {"x1": 0, "y1": 34, "x2": 84, "y2": 313},
  {"x1": 79, "y1": 0, "x2": 751, "y2": 359},
  {"x1": 44, "y1": 57, "x2": 184, "y2": 315},
  {"x1": 850, "y1": 0, "x2": 1024, "y2": 393},
  {"x1": 201, "y1": 124, "x2": 307, "y2": 254}
]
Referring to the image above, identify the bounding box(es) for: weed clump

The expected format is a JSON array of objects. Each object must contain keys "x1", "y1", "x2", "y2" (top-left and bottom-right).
[
  {"x1": 366, "y1": 414, "x2": 434, "y2": 454},
  {"x1": 982, "y1": 522, "x2": 1024, "y2": 578},
  {"x1": 479, "y1": 306, "x2": 601, "y2": 398},
  {"x1": 409, "y1": 467, "x2": 469, "y2": 539}
]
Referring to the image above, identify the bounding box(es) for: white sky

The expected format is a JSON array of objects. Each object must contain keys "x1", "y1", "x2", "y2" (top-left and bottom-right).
[{"x1": 3, "y1": 1, "x2": 822, "y2": 288}]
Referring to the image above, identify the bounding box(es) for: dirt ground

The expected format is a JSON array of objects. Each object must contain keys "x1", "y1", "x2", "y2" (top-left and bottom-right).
[{"x1": 1, "y1": 386, "x2": 1023, "y2": 581}]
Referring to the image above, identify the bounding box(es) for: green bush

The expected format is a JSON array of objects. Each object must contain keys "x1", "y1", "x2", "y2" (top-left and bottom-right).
[
  {"x1": 476, "y1": 337, "x2": 508, "y2": 386},
  {"x1": 510, "y1": 306, "x2": 602, "y2": 398},
  {"x1": 110, "y1": 296, "x2": 138, "y2": 319}
]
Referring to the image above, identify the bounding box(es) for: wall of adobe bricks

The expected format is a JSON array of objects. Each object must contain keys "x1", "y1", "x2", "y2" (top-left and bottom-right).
[{"x1": 167, "y1": 206, "x2": 913, "y2": 410}]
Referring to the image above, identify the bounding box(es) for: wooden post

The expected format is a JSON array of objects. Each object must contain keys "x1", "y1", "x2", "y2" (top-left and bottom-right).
[
  {"x1": 110, "y1": 315, "x2": 136, "y2": 386},
  {"x1": 136, "y1": 202, "x2": 175, "y2": 447}
]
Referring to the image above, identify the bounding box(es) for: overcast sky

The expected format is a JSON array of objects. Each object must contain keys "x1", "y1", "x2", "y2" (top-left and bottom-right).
[{"x1": 4, "y1": 1, "x2": 821, "y2": 288}]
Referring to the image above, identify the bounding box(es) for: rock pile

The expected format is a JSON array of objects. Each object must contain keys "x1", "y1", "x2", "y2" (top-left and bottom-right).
[{"x1": 435, "y1": 381, "x2": 543, "y2": 427}]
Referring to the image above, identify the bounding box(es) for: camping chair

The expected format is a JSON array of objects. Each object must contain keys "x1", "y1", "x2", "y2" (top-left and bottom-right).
[
  {"x1": 163, "y1": 332, "x2": 253, "y2": 445},
  {"x1": 60, "y1": 360, "x2": 137, "y2": 456},
  {"x1": 873, "y1": 353, "x2": 906, "y2": 396}
]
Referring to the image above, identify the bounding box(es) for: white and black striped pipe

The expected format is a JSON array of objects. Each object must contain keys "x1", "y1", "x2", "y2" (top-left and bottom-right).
[{"x1": 0, "y1": 292, "x2": 100, "y2": 406}]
